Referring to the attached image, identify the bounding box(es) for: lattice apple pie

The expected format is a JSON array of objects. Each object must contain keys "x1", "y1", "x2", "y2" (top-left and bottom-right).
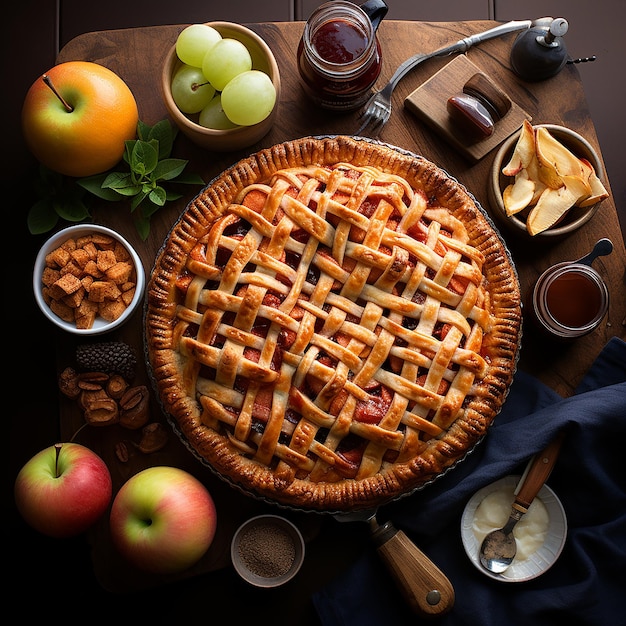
[{"x1": 146, "y1": 136, "x2": 521, "y2": 512}]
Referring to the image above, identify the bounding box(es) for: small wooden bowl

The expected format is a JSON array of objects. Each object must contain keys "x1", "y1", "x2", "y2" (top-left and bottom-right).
[
  {"x1": 161, "y1": 22, "x2": 281, "y2": 152},
  {"x1": 488, "y1": 124, "x2": 605, "y2": 239}
]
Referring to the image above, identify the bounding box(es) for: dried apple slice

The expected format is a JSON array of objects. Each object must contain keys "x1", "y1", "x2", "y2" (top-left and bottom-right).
[
  {"x1": 576, "y1": 158, "x2": 609, "y2": 207},
  {"x1": 503, "y1": 168, "x2": 535, "y2": 215},
  {"x1": 577, "y1": 174, "x2": 609, "y2": 207},
  {"x1": 502, "y1": 119, "x2": 535, "y2": 176},
  {"x1": 526, "y1": 155, "x2": 547, "y2": 204},
  {"x1": 535, "y1": 127, "x2": 587, "y2": 189},
  {"x1": 526, "y1": 174, "x2": 592, "y2": 235}
]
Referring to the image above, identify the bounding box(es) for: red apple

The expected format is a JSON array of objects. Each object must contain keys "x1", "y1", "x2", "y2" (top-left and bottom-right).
[
  {"x1": 14, "y1": 442, "x2": 112, "y2": 538},
  {"x1": 109, "y1": 466, "x2": 217, "y2": 574},
  {"x1": 21, "y1": 60, "x2": 138, "y2": 177}
]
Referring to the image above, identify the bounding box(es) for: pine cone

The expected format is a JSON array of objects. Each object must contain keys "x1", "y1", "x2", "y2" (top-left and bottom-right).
[{"x1": 75, "y1": 341, "x2": 137, "y2": 381}]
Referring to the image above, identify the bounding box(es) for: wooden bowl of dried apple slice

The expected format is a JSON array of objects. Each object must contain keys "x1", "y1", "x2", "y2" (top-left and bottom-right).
[{"x1": 488, "y1": 122, "x2": 609, "y2": 238}]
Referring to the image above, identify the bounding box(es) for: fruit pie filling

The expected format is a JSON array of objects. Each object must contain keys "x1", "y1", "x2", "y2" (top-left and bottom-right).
[{"x1": 173, "y1": 170, "x2": 485, "y2": 479}]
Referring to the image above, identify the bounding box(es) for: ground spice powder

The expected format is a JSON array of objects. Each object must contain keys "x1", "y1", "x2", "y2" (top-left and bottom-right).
[{"x1": 238, "y1": 521, "x2": 297, "y2": 578}]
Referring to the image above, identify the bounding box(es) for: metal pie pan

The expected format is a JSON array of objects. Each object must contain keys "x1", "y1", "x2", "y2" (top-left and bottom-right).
[{"x1": 144, "y1": 135, "x2": 522, "y2": 515}]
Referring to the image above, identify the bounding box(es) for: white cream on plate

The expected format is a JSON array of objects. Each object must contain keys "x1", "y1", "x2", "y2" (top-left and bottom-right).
[{"x1": 473, "y1": 486, "x2": 550, "y2": 562}]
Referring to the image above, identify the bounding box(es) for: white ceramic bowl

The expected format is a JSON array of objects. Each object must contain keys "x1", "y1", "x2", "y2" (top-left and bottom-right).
[
  {"x1": 488, "y1": 124, "x2": 605, "y2": 239},
  {"x1": 231, "y1": 514, "x2": 305, "y2": 588},
  {"x1": 461, "y1": 475, "x2": 567, "y2": 582},
  {"x1": 161, "y1": 22, "x2": 281, "y2": 152},
  {"x1": 33, "y1": 224, "x2": 145, "y2": 335}
]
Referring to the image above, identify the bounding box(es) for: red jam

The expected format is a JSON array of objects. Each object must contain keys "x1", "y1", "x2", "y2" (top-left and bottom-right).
[
  {"x1": 312, "y1": 19, "x2": 368, "y2": 63},
  {"x1": 297, "y1": 2, "x2": 382, "y2": 110}
]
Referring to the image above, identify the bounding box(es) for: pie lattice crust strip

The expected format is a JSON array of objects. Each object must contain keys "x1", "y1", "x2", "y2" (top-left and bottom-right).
[{"x1": 146, "y1": 136, "x2": 521, "y2": 512}]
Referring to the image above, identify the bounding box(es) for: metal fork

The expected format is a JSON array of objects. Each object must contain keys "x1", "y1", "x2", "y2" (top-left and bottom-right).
[{"x1": 355, "y1": 19, "x2": 544, "y2": 137}]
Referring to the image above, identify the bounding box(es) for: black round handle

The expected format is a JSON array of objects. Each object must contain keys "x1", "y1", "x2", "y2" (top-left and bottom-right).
[{"x1": 360, "y1": 0, "x2": 388, "y2": 32}]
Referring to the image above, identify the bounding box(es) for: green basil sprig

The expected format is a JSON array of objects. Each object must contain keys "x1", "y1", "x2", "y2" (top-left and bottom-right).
[{"x1": 27, "y1": 119, "x2": 204, "y2": 241}]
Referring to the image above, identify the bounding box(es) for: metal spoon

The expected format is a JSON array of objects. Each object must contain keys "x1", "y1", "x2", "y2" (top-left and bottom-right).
[{"x1": 479, "y1": 431, "x2": 565, "y2": 573}]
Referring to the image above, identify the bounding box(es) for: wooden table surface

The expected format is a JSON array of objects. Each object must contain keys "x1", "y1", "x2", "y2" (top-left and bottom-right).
[{"x1": 53, "y1": 19, "x2": 625, "y2": 602}]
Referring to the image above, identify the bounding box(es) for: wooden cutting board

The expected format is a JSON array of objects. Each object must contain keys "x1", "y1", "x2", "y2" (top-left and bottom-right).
[{"x1": 404, "y1": 55, "x2": 531, "y2": 162}]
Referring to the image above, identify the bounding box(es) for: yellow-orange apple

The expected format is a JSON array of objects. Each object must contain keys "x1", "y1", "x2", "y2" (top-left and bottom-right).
[{"x1": 21, "y1": 61, "x2": 138, "y2": 177}]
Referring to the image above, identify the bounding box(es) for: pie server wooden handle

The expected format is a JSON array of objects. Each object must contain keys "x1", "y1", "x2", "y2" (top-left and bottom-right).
[{"x1": 371, "y1": 521, "x2": 455, "y2": 617}]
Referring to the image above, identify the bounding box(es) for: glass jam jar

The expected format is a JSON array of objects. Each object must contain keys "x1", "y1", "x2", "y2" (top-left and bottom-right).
[
  {"x1": 297, "y1": 0, "x2": 384, "y2": 111},
  {"x1": 531, "y1": 262, "x2": 609, "y2": 340}
]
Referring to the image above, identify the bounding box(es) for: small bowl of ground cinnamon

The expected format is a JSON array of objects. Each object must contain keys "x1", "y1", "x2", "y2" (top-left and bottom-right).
[{"x1": 231, "y1": 514, "x2": 305, "y2": 588}]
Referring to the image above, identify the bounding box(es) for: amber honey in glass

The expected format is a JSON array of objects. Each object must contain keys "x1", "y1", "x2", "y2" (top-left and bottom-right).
[{"x1": 531, "y1": 262, "x2": 609, "y2": 339}]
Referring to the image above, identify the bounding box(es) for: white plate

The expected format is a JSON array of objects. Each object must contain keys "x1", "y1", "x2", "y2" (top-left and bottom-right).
[{"x1": 461, "y1": 475, "x2": 567, "y2": 582}]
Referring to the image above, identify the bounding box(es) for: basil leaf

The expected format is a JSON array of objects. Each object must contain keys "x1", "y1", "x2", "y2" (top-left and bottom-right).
[
  {"x1": 153, "y1": 158, "x2": 188, "y2": 181},
  {"x1": 149, "y1": 186, "x2": 167, "y2": 206},
  {"x1": 28, "y1": 199, "x2": 59, "y2": 234},
  {"x1": 28, "y1": 119, "x2": 203, "y2": 240},
  {"x1": 77, "y1": 174, "x2": 121, "y2": 201}
]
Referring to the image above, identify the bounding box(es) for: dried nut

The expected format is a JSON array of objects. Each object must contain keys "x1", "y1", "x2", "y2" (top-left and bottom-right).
[
  {"x1": 83, "y1": 397, "x2": 119, "y2": 427},
  {"x1": 138, "y1": 422, "x2": 168, "y2": 453},
  {"x1": 77, "y1": 371, "x2": 110, "y2": 391},
  {"x1": 78, "y1": 388, "x2": 110, "y2": 411},
  {"x1": 106, "y1": 374, "x2": 129, "y2": 400},
  {"x1": 115, "y1": 440, "x2": 135, "y2": 462},
  {"x1": 58, "y1": 367, "x2": 81, "y2": 399},
  {"x1": 119, "y1": 385, "x2": 150, "y2": 430}
]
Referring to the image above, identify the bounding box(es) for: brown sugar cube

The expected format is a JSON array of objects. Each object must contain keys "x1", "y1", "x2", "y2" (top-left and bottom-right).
[
  {"x1": 76, "y1": 298, "x2": 98, "y2": 319},
  {"x1": 75, "y1": 299, "x2": 98, "y2": 329},
  {"x1": 91, "y1": 233, "x2": 116, "y2": 250},
  {"x1": 53, "y1": 273, "x2": 82, "y2": 296},
  {"x1": 49, "y1": 299, "x2": 75, "y2": 323},
  {"x1": 88, "y1": 280, "x2": 121, "y2": 302},
  {"x1": 121, "y1": 286, "x2": 136, "y2": 306},
  {"x1": 96, "y1": 249, "x2": 117, "y2": 273},
  {"x1": 48, "y1": 284, "x2": 64, "y2": 300},
  {"x1": 45, "y1": 246, "x2": 72, "y2": 269},
  {"x1": 41, "y1": 285, "x2": 54, "y2": 305},
  {"x1": 70, "y1": 248, "x2": 91, "y2": 268},
  {"x1": 99, "y1": 299, "x2": 126, "y2": 322},
  {"x1": 104, "y1": 281, "x2": 122, "y2": 300},
  {"x1": 113, "y1": 242, "x2": 131, "y2": 262},
  {"x1": 75, "y1": 309, "x2": 97, "y2": 329},
  {"x1": 41, "y1": 266, "x2": 61, "y2": 287},
  {"x1": 105, "y1": 261, "x2": 133, "y2": 284},
  {"x1": 75, "y1": 235, "x2": 93, "y2": 248},
  {"x1": 83, "y1": 241, "x2": 98, "y2": 260},
  {"x1": 59, "y1": 261, "x2": 83, "y2": 278},
  {"x1": 59, "y1": 237, "x2": 78, "y2": 253},
  {"x1": 83, "y1": 260, "x2": 103, "y2": 278},
  {"x1": 62, "y1": 286, "x2": 86, "y2": 309},
  {"x1": 87, "y1": 281, "x2": 108, "y2": 303}
]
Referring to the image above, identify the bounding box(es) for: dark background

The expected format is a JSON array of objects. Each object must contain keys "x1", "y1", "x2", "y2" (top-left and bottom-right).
[{"x1": 6, "y1": 1, "x2": 624, "y2": 622}]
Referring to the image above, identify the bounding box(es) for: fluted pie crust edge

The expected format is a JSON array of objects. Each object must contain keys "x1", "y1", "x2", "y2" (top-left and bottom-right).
[{"x1": 146, "y1": 135, "x2": 522, "y2": 512}]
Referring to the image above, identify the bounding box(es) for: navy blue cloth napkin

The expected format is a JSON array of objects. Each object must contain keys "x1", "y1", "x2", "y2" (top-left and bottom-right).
[{"x1": 313, "y1": 337, "x2": 626, "y2": 626}]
